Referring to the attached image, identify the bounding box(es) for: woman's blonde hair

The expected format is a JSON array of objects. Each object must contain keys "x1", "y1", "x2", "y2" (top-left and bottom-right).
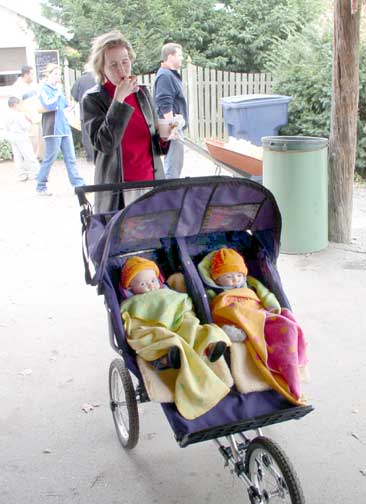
[
  {"x1": 88, "y1": 30, "x2": 136, "y2": 84},
  {"x1": 45, "y1": 63, "x2": 60, "y2": 75}
]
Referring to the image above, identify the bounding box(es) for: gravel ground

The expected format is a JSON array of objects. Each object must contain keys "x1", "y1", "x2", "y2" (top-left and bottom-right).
[
  {"x1": 352, "y1": 184, "x2": 366, "y2": 250},
  {"x1": 1, "y1": 151, "x2": 365, "y2": 504}
]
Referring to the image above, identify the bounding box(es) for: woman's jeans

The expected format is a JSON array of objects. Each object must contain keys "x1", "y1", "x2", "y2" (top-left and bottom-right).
[{"x1": 36, "y1": 135, "x2": 85, "y2": 191}]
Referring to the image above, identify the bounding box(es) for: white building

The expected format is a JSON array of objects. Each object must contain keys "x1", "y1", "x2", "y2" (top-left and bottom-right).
[
  {"x1": 0, "y1": 0, "x2": 72, "y2": 131},
  {"x1": 0, "y1": 1, "x2": 72, "y2": 86}
]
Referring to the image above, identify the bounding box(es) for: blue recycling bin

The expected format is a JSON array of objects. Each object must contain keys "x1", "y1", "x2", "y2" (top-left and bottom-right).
[{"x1": 221, "y1": 94, "x2": 293, "y2": 146}]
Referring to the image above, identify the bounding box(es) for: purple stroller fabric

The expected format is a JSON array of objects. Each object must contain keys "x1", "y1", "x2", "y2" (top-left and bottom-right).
[{"x1": 82, "y1": 177, "x2": 308, "y2": 441}]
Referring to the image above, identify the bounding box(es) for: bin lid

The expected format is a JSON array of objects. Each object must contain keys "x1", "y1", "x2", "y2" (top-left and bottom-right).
[
  {"x1": 261, "y1": 136, "x2": 328, "y2": 151},
  {"x1": 220, "y1": 94, "x2": 292, "y2": 108}
]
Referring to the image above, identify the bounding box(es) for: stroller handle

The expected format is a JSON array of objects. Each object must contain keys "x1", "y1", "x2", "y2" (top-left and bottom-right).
[
  {"x1": 74, "y1": 179, "x2": 194, "y2": 208},
  {"x1": 74, "y1": 176, "x2": 235, "y2": 209}
]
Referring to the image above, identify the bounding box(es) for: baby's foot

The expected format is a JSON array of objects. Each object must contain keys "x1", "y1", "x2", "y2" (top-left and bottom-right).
[
  {"x1": 222, "y1": 324, "x2": 247, "y2": 342},
  {"x1": 151, "y1": 345, "x2": 181, "y2": 370},
  {"x1": 205, "y1": 341, "x2": 227, "y2": 362}
]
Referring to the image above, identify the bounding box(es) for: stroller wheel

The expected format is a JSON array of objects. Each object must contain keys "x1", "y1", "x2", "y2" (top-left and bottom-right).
[
  {"x1": 245, "y1": 436, "x2": 304, "y2": 504},
  {"x1": 109, "y1": 358, "x2": 139, "y2": 449}
]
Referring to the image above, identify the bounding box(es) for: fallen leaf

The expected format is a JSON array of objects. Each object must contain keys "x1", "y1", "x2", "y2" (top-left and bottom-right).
[
  {"x1": 360, "y1": 469, "x2": 366, "y2": 477},
  {"x1": 19, "y1": 368, "x2": 32, "y2": 376},
  {"x1": 81, "y1": 403, "x2": 94, "y2": 413}
]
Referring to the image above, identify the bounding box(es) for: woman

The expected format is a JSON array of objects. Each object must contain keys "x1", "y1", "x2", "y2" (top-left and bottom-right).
[
  {"x1": 83, "y1": 31, "x2": 165, "y2": 212},
  {"x1": 36, "y1": 63, "x2": 85, "y2": 196}
]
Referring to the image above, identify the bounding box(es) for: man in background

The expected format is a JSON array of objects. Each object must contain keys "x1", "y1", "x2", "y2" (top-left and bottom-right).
[
  {"x1": 11, "y1": 65, "x2": 45, "y2": 161},
  {"x1": 71, "y1": 67, "x2": 96, "y2": 163},
  {"x1": 153, "y1": 43, "x2": 188, "y2": 179}
]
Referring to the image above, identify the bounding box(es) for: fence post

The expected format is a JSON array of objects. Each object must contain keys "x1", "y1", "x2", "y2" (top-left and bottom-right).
[
  {"x1": 63, "y1": 57, "x2": 71, "y2": 102},
  {"x1": 139, "y1": 65, "x2": 272, "y2": 144},
  {"x1": 186, "y1": 61, "x2": 198, "y2": 142}
]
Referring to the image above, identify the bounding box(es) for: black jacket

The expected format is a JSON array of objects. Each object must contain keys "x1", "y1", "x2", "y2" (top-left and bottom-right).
[
  {"x1": 70, "y1": 72, "x2": 96, "y2": 120},
  {"x1": 83, "y1": 84, "x2": 165, "y2": 213}
]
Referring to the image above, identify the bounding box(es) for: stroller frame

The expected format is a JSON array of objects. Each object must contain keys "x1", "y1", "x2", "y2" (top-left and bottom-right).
[{"x1": 76, "y1": 177, "x2": 313, "y2": 504}]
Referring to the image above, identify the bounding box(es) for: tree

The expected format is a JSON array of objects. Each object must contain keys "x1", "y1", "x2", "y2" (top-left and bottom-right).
[
  {"x1": 41, "y1": 0, "x2": 220, "y2": 72},
  {"x1": 211, "y1": 0, "x2": 324, "y2": 71},
  {"x1": 39, "y1": 0, "x2": 325, "y2": 73},
  {"x1": 264, "y1": 19, "x2": 365, "y2": 177},
  {"x1": 328, "y1": 0, "x2": 362, "y2": 243}
]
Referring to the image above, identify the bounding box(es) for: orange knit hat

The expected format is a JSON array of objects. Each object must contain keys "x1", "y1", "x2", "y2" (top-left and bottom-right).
[
  {"x1": 121, "y1": 256, "x2": 160, "y2": 289},
  {"x1": 211, "y1": 248, "x2": 248, "y2": 280}
]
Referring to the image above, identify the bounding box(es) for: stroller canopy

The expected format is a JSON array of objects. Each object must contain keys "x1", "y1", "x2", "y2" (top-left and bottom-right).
[{"x1": 90, "y1": 177, "x2": 282, "y2": 280}]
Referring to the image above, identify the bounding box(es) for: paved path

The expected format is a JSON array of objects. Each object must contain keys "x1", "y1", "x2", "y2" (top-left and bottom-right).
[{"x1": 1, "y1": 154, "x2": 365, "y2": 504}]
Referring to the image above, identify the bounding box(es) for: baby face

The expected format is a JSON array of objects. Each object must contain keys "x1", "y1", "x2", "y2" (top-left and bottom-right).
[
  {"x1": 129, "y1": 269, "x2": 160, "y2": 294},
  {"x1": 215, "y1": 271, "x2": 246, "y2": 288}
]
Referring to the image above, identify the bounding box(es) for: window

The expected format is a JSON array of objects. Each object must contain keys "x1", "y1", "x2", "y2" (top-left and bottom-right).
[{"x1": 0, "y1": 73, "x2": 18, "y2": 87}]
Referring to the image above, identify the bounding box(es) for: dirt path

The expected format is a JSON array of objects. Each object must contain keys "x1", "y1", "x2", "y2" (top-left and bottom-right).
[{"x1": 1, "y1": 156, "x2": 365, "y2": 504}]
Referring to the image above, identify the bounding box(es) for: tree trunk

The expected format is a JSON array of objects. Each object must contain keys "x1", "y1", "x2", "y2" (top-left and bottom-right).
[{"x1": 328, "y1": 0, "x2": 361, "y2": 243}]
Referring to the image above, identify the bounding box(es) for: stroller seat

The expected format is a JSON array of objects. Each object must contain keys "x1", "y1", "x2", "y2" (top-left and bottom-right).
[{"x1": 107, "y1": 246, "x2": 234, "y2": 406}]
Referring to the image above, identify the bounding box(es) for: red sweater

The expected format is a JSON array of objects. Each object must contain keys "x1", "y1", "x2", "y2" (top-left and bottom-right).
[{"x1": 104, "y1": 80, "x2": 154, "y2": 181}]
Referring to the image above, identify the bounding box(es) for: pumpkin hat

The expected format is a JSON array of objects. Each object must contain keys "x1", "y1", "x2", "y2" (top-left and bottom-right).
[
  {"x1": 211, "y1": 248, "x2": 248, "y2": 280},
  {"x1": 121, "y1": 256, "x2": 160, "y2": 289}
]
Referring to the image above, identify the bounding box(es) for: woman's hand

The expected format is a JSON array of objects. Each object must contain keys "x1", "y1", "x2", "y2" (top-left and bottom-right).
[{"x1": 114, "y1": 75, "x2": 139, "y2": 103}]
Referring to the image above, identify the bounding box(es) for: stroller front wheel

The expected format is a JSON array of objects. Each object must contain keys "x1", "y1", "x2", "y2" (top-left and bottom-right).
[
  {"x1": 245, "y1": 436, "x2": 305, "y2": 504},
  {"x1": 109, "y1": 358, "x2": 139, "y2": 449}
]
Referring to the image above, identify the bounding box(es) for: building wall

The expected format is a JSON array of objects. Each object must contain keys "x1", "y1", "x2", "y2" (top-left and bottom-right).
[
  {"x1": 0, "y1": 6, "x2": 37, "y2": 133},
  {"x1": 0, "y1": 7, "x2": 37, "y2": 83}
]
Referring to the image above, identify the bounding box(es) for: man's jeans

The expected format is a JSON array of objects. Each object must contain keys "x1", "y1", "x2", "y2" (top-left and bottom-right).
[
  {"x1": 164, "y1": 133, "x2": 184, "y2": 179},
  {"x1": 36, "y1": 135, "x2": 85, "y2": 191}
]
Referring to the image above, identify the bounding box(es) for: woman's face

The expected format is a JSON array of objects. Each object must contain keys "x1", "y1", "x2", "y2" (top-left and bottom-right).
[
  {"x1": 103, "y1": 45, "x2": 132, "y2": 85},
  {"x1": 129, "y1": 269, "x2": 160, "y2": 294},
  {"x1": 48, "y1": 68, "x2": 61, "y2": 86},
  {"x1": 215, "y1": 272, "x2": 246, "y2": 288}
]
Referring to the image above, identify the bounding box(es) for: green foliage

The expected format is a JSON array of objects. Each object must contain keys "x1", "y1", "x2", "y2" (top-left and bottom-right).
[
  {"x1": 43, "y1": 0, "x2": 172, "y2": 72},
  {"x1": 0, "y1": 138, "x2": 13, "y2": 161},
  {"x1": 265, "y1": 23, "x2": 366, "y2": 177},
  {"x1": 40, "y1": 0, "x2": 326, "y2": 73},
  {"x1": 28, "y1": 21, "x2": 71, "y2": 59},
  {"x1": 209, "y1": 0, "x2": 325, "y2": 71}
]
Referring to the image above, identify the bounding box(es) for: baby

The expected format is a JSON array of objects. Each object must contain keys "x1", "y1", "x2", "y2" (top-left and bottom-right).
[
  {"x1": 120, "y1": 256, "x2": 228, "y2": 370},
  {"x1": 199, "y1": 247, "x2": 308, "y2": 405},
  {"x1": 210, "y1": 248, "x2": 249, "y2": 342}
]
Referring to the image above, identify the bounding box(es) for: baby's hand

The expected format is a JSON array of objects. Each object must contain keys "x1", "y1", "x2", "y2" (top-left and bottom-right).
[{"x1": 222, "y1": 324, "x2": 247, "y2": 342}]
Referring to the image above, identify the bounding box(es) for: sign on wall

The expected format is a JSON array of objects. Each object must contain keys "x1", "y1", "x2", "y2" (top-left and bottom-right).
[{"x1": 35, "y1": 50, "x2": 60, "y2": 82}]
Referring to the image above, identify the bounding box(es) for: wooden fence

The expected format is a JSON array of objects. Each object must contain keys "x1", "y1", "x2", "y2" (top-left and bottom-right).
[{"x1": 65, "y1": 62, "x2": 272, "y2": 143}]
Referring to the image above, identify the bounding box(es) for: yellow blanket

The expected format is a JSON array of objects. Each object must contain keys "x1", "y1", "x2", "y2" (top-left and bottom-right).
[
  {"x1": 121, "y1": 289, "x2": 231, "y2": 419},
  {"x1": 211, "y1": 288, "x2": 306, "y2": 405}
]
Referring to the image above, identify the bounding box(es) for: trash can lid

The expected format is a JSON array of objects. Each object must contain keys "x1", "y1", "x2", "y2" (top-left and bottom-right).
[
  {"x1": 261, "y1": 136, "x2": 328, "y2": 151},
  {"x1": 220, "y1": 94, "x2": 293, "y2": 108}
]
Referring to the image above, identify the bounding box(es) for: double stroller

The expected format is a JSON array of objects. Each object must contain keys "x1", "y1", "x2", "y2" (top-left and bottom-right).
[{"x1": 76, "y1": 176, "x2": 313, "y2": 504}]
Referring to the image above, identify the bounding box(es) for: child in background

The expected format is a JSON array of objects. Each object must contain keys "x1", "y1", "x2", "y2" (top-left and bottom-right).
[{"x1": 5, "y1": 96, "x2": 39, "y2": 182}]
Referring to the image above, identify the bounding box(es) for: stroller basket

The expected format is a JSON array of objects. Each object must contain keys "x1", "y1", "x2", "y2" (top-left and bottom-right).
[{"x1": 178, "y1": 404, "x2": 313, "y2": 447}]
